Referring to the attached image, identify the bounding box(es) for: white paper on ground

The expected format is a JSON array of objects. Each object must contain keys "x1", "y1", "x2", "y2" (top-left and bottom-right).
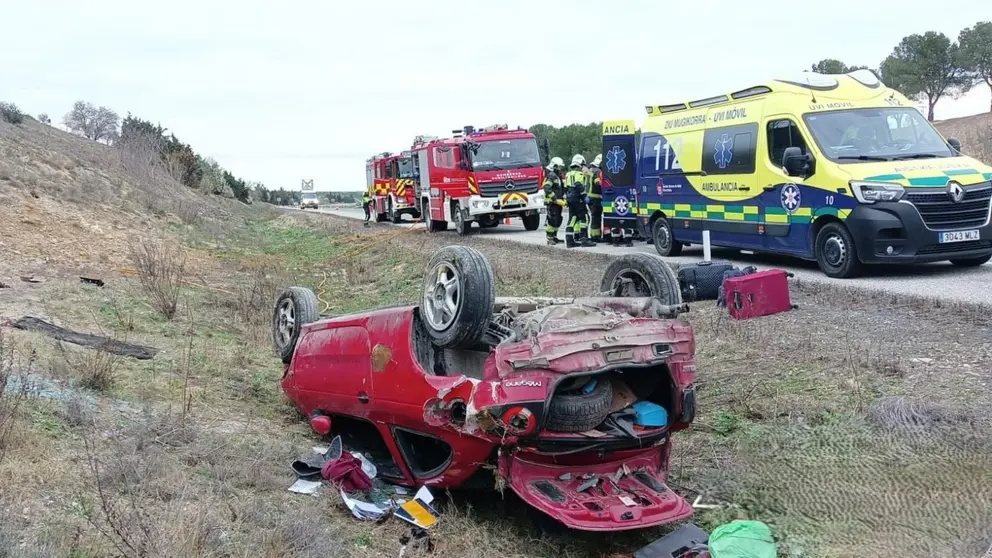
[
  {"x1": 339, "y1": 489, "x2": 387, "y2": 520},
  {"x1": 288, "y1": 479, "x2": 322, "y2": 495}
]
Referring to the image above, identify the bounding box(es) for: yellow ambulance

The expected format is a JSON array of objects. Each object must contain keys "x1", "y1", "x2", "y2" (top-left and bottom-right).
[{"x1": 599, "y1": 70, "x2": 992, "y2": 278}]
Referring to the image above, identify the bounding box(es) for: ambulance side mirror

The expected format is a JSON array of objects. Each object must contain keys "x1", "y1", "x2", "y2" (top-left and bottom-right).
[
  {"x1": 782, "y1": 147, "x2": 813, "y2": 178},
  {"x1": 947, "y1": 137, "x2": 962, "y2": 154}
]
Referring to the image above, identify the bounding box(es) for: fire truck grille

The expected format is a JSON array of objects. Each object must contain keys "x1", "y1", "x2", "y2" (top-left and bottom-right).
[{"x1": 479, "y1": 179, "x2": 540, "y2": 197}]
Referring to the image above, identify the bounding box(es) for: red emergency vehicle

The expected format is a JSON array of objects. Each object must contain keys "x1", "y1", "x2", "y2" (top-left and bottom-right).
[
  {"x1": 365, "y1": 152, "x2": 393, "y2": 222},
  {"x1": 365, "y1": 151, "x2": 422, "y2": 224},
  {"x1": 409, "y1": 125, "x2": 549, "y2": 235}
]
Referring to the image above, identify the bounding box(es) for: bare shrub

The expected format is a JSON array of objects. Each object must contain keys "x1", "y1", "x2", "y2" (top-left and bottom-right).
[
  {"x1": 0, "y1": 332, "x2": 35, "y2": 462},
  {"x1": 128, "y1": 238, "x2": 187, "y2": 319},
  {"x1": 0, "y1": 102, "x2": 25, "y2": 125},
  {"x1": 60, "y1": 344, "x2": 123, "y2": 392}
]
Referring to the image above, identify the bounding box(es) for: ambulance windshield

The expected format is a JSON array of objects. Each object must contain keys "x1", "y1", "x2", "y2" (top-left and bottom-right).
[
  {"x1": 398, "y1": 157, "x2": 415, "y2": 178},
  {"x1": 470, "y1": 138, "x2": 541, "y2": 171},
  {"x1": 803, "y1": 108, "x2": 955, "y2": 162}
]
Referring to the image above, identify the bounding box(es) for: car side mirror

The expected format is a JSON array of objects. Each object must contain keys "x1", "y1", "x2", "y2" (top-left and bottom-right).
[
  {"x1": 947, "y1": 137, "x2": 962, "y2": 154},
  {"x1": 782, "y1": 146, "x2": 813, "y2": 178}
]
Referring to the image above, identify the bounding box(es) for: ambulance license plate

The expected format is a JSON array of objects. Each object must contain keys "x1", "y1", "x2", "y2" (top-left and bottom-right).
[{"x1": 939, "y1": 230, "x2": 979, "y2": 243}]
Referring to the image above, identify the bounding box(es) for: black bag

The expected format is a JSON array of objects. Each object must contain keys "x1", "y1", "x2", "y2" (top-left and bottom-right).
[{"x1": 678, "y1": 260, "x2": 734, "y2": 301}]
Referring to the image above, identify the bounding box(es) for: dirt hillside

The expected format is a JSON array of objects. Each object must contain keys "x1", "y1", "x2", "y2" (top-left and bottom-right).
[{"x1": 935, "y1": 111, "x2": 992, "y2": 165}]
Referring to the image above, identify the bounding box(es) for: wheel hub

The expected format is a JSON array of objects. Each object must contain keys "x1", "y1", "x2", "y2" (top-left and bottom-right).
[{"x1": 823, "y1": 235, "x2": 846, "y2": 267}]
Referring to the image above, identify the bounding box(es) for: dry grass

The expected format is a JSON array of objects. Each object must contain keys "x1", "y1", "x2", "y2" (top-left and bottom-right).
[
  {"x1": 935, "y1": 112, "x2": 992, "y2": 165},
  {"x1": 128, "y1": 237, "x2": 188, "y2": 320}
]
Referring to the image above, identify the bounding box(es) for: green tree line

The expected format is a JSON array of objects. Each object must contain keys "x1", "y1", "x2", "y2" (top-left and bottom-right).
[{"x1": 811, "y1": 20, "x2": 992, "y2": 120}]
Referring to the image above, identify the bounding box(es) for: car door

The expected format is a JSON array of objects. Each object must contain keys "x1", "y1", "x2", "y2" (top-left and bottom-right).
[
  {"x1": 292, "y1": 324, "x2": 374, "y2": 416},
  {"x1": 759, "y1": 117, "x2": 816, "y2": 254}
]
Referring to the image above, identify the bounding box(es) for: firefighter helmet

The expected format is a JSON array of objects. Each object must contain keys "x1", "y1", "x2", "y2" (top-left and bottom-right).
[
  {"x1": 547, "y1": 156, "x2": 564, "y2": 170},
  {"x1": 570, "y1": 154, "x2": 586, "y2": 167},
  {"x1": 591, "y1": 154, "x2": 603, "y2": 168}
]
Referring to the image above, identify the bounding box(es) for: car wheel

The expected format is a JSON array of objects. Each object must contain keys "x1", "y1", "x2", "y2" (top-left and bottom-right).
[
  {"x1": 421, "y1": 246, "x2": 495, "y2": 349},
  {"x1": 652, "y1": 216, "x2": 682, "y2": 257},
  {"x1": 949, "y1": 254, "x2": 992, "y2": 267},
  {"x1": 522, "y1": 213, "x2": 541, "y2": 231},
  {"x1": 273, "y1": 287, "x2": 320, "y2": 364},
  {"x1": 599, "y1": 253, "x2": 682, "y2": 306},
  {"x1": 815, "y1": 222, "x2": 862, "y2": 278},
  {"x1": 545, "y1": 377, "x2": 613, "y2": 433}
]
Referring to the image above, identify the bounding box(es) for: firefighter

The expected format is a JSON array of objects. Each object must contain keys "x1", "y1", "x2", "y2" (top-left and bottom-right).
[
  {"x1": 361, "y1": 191, "x2": 372, "y2": 224},
  {"x1": 542, "y1": 157, "x2": 566, "y2": 245},
  {"x1": 586, "y1": 153, "x2": 604, "y2": 243},
  {"x1": 565, "y1": 154, "x2": 594, "y2": 248}
]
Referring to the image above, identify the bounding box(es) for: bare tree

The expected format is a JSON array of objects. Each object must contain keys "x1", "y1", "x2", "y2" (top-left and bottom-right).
[
  {"x1": 63, "y1": 101, "x2": 120, "y2": 144},
  {"x1": 37, "y1": 113, "x2": 51, "y2": 125}
]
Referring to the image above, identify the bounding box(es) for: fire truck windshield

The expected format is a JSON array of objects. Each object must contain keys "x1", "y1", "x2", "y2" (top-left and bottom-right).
[
  {"x1": 470, "y1": 138, "x2": 541, "y2": 171},
  {"x1": 398, "y1": 157, "x2": 415, "y2": 178}
]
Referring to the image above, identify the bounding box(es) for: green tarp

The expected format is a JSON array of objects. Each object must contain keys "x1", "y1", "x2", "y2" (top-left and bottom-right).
[{"x1": 708, "y1": 520, "x2": 777, "y2": 558}]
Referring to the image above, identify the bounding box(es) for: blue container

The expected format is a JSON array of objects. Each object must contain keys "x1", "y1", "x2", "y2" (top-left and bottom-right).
[{"x1": 631, "y1": 401, "x2": 668, "y2": 427}]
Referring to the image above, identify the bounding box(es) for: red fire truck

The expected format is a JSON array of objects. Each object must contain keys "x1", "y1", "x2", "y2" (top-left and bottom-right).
[
  {"x1": 409, "y1": 125, "x2": 549, "y2": 235},
  {"x1": 365, "y1": 151, "x2": 422, "y2": 223}
]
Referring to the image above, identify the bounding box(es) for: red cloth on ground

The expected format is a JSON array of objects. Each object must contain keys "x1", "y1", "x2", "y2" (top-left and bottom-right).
[{"x1": 321, "y1": 450, "x2": 373, "y2": 492}]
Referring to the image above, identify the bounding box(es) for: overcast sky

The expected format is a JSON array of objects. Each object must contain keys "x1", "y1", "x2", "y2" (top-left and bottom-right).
[{"x1": 3, "y1": 1, "x2": 990, "y2": 191}]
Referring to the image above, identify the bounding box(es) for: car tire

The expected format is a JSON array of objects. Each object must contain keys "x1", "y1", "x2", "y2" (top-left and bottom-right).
[
  {"x1": 545, "y1": 377, "x2": 613, "y2": 433},
  {"x1": 522, "y1": 213, "x2": 541, "y2": 231},
  {"x1": 815, "y1": 222, "x2": 862, "y2": 278},
  {"x1": 421, "y1": 245, "x2": 495, "y2": 349},
  {"x1": 652, "y1": 216, "x2": 682, "y2": 257},
  {"x1": 273, "y1": 287, "x2": 321, "y2": 364},
  {"x1": 949, "y1": 254, "x2": 992, "y2": 267},
  {"x1": 599, "y1": 253, "x2": 682, "y2": 306}
]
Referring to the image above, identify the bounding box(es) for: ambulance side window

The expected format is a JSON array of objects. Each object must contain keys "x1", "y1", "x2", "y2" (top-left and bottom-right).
[
  {"x1": 701, "y1": 123, "x2": 757, "y2": 176},
  {"x1": 767, "y1": 120, "x2": 809, "y2": 168}
]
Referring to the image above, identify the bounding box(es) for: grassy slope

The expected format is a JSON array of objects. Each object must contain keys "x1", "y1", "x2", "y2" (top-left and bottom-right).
[{"x1": 1, "y1": 117, "x2": 991, "y2": 557}]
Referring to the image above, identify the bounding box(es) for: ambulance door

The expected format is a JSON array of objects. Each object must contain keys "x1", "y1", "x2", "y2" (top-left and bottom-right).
[
  {"x1": 700, "y1": 106, "x2": 762, "y2": 250},
  {"x1": 600, "y1": 121, "x2": 638, "y2": 232},
  {"x1": 759, "y1": 117, "x2": 814, "y2": 253}
]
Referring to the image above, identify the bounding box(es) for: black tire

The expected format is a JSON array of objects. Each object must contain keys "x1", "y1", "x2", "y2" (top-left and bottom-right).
[
  {"x1": 545, "y1": 377, "x2": 613, "y2": 433},
  {"x1": 273, "y1": 287, "x2": 320, "y2": 364},
  {"x1": 600, "y1": 253, "x2": 682, "y2": 306},
  {"x1": 950, "y1": 254, "x2": 992, "y2": 267},
  {"x1": 478, "y1": 214, "x2": 500, "y2": 228},
  {"x1": 815, "y1": 222, "x2": 862, "y2": 278},
  {"x1": 652, "y1": 216, "x2": 682, "y2": 257},
  {"x1": 376, "y1": 211, "x2": 387, "y2": 223},
  {"x1": 522, "y1": 213, "x2": 541, "y2": 231},
  {"x1": 390, "y1": 205, "x2": 402, "y2": 224},
  {"x1": 420, "y1": 246, "x2": 495, "y2": 349},
  {"x1": 454, "y1": 208, "x2": 472, "y2": 236}
]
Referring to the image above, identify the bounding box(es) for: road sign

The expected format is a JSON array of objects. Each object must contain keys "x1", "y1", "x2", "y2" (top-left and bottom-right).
[{"x1": 301, "y1": 179, "x2": 314, "y2": 191}]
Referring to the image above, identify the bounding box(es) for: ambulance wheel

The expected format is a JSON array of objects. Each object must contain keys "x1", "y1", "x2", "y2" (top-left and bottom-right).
[
  {"x1": 421, "y1": 245, "x2": 495, "y2": 349},
  {"x1": 454, "y1": 209, "x2": 472, "y2": 236},
  {"x1": 522, "y1": 213, "x2": 541, "y2": 231},
  {"x1": 652, "y1": 217, "x2": 682, "y2": 257},
  {"x1": 949, "y1": 254, "x2": 992, "y2": 267},
  {"x1": 273, "y1": 287, "x2": 320, "y2": 364},
  {"x1": 815, "y1": 222, "x2": 862, "y2": 278}
]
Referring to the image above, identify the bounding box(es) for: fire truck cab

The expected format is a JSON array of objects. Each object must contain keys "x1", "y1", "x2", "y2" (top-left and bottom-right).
[
  {"x1": 365, "y1": 151, "x2": 396, "y2": 223},
  {"x1": 387, "y1": 150, "x2": 420, "y2": 224},
  {"x1": 410, "y1": 125, "x2": 549, "y2": 235}
]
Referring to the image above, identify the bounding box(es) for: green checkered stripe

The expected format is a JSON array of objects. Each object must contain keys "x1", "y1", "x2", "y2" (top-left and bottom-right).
[
  {"x1": 865, "y1": 168, "x2": 992, "y2": 186},
  {"x1": 604, "y1": 201, "x2": 848, "y2": 224}
]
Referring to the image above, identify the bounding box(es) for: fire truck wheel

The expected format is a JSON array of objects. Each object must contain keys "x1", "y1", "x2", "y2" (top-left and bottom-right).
[
  {"x1": 454, "y1": 209, "x2": 472, "y2": 236},
  {"x1": 599, "y1": 253, "x2": 682, "y2": 306},
  {"x1": 421, "y1": 246, "x2": 495, "y2": 349},
  {"x1": 522, "y1": 213, "x2": 541, "y2": 231},
  {"x1": 390, "y1": 206, "x2": 402, "y2": 224},
  {"x1": 376, "y1": 211, "x2": 387, "y2": 223},
  {"x1": 272, "y1": 287, "x2": 321, "y2": 364}
]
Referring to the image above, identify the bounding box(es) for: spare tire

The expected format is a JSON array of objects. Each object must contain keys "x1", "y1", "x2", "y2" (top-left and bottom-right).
[
  {"x1": 545, "y1": 377, "x2": 613, "y2": 433},
  {"x1": 421, "y1": 245, "x2": 495, "y2": 349},
  {"x1": 600, "y1": 254, "x2": 682, "y2": 306},
  {"x1": 273, "y1": 287, "x2": 321, "y2": 364}
]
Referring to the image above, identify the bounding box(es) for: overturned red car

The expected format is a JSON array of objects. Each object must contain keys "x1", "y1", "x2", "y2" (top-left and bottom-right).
[{"x1": 272, "y1": 246, "x2": 698, "y2": 531}]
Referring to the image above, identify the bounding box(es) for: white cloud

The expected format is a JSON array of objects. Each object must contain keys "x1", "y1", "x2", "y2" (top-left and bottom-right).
[{"x1": 2, "y1": 0, "x2": 989, "y2": 190}]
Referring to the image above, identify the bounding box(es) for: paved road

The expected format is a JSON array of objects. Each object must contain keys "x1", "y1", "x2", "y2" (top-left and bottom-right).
[{"x1": 309, "y1": 207, "x2": 991, "y2": 306}]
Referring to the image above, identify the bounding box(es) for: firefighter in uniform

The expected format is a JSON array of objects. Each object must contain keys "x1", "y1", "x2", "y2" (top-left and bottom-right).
[
  {"x1": 586, "y1": 153, "x2": 604, "y2": 243},
  {"x1": 361, "y1": 191, "x2": 372, "y2": 224},
  {"x1": 565, "y1": 154, "x2": 595, "y2": 248},
  {"x1": 542, "y1": 157, "x2": 566, "y2": 245}
]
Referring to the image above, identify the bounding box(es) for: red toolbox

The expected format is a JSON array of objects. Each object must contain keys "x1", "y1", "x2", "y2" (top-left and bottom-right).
[{"x1": 724, "y1": 269, "x2": 798, "y2": 320}]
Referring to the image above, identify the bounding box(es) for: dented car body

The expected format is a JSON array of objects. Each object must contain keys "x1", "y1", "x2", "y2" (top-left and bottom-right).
[{"x1": 275, "y1": 247, "x2": 698, "y2": 531}]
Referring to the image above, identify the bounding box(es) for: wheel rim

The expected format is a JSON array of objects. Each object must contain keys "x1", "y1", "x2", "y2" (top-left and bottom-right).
[
  {"x1": 655, "y1": 222, "x2": 672, "y2": 252},
  {"x1": 276, "y1": 299, "x2": 296, "y2": 348},
  {"x1": 423, "y1": 262, "x2": 460, "y2": 331},
  {"x1": 611, "y1": 269, "x2": 654, "y2": 297},
  {"x1": 822, "y1": 233, "x2": 847, "y2": 268}
]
